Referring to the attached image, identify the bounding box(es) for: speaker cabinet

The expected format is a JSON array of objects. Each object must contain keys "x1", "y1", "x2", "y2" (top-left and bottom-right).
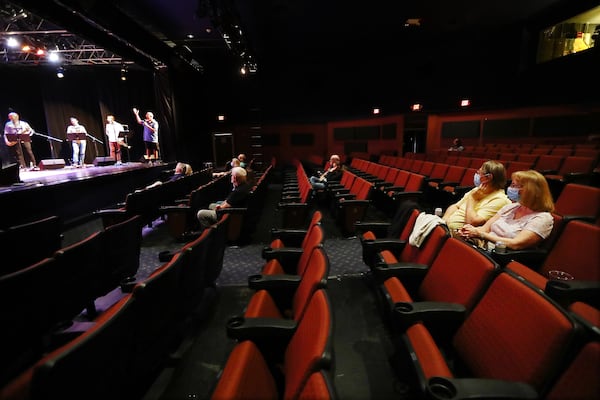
[
  {"x1": 93, "y1": 156, "x2": 116, "y2": 167},
  {"x1": 0, "y1": 163, "x2": 20, "y2": 185},
  {"x1": 39, "y1": 159, "x2": 66, "y2": 170}
]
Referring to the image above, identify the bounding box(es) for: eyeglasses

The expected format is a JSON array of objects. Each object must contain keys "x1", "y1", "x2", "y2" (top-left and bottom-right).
[{"x1": 476, "y1": 170, "x2": 490, "y2": 176}]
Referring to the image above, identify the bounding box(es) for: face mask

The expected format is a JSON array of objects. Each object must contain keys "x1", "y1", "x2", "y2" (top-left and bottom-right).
[
  {"x1": 507, "y1": 186, "x2": 521, "y2": 202},
  {"x1": 473, "y1": 172, "x2": 481, "y2": 187}
]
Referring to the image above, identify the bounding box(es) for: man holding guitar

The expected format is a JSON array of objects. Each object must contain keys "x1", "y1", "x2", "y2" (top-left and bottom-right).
[{"x1": 3, "y1": 112, "x2": 37, "y2": 169}]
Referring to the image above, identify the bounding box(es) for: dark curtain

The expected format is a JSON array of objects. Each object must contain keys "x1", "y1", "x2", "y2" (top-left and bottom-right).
[{"x1": 0, "y1": 65, "x2": 158, "y2": 165}]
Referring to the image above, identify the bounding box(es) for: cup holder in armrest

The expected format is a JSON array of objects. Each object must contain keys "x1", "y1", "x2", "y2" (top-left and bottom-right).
[
  {"x1": 426, "y1": 377, "x2": 538, "y2": 399},
  {"x1": 394, "y1": 302, "x2": 413, "y2": 313},
  {"x1": 227, "y1": 315, "x2": 245, "y2": 329},
  {"x1": 427, "y1": 377, "x2": 457, "y2": 400}
]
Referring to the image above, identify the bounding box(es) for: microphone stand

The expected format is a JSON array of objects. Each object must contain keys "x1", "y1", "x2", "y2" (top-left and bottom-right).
[
  {"x1": 32, "y1": 131, "x2": 62, "y2": 159},
  {"x1": 86, "y1": 133, "x2": 104, "y2": 160}
]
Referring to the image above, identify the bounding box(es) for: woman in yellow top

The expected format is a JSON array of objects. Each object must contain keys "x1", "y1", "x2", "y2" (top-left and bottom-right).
[{"x1": 442, "y1": 160, "x2": 511, "y2": 235}]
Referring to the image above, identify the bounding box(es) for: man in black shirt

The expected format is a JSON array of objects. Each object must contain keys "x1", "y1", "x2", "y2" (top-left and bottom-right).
[{"x1": 197, "y1": 166, "x2": 251, "y2": 229}]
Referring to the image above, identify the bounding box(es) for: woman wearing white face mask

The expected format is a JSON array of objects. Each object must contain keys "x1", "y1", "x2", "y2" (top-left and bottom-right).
[
  {"x1": 459, "y1": 170, "x2": 555, "y2": 250},
  {"x1": 442, "y1": 160, "x2": 511, "y2": 235}
]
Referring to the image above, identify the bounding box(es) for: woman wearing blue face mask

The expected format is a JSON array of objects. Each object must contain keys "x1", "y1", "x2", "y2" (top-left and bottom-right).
[
  {"x1": 442, "y1": 160, "x2": 511, "y2": 234},
  {"x1": 459, "y1": 170, "x2": 555, "y2": 250}
]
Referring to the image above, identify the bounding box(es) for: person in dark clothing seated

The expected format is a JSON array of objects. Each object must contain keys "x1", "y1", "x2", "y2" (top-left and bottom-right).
[
  {"x1": 309, "y1": 154, "x2": 343, "y2": 189},
  {"x1": 197, "y1": 166, "x2": 250, "y2": 229},
  {"x1": 144, "y1": 162, "x2": 192, "y2": 189}
]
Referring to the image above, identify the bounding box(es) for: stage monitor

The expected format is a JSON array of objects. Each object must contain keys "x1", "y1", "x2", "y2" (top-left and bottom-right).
[{"x1": 0, "y1": 163, "x2": 20, "y2": 185}]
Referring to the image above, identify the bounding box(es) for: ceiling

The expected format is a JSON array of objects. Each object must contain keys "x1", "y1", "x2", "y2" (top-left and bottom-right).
[{"x1": 2, "y1": 0, "x2": 597, "y2": 119}]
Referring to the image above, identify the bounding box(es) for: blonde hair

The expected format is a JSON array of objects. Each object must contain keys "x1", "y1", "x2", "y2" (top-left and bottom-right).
[
  {"x1": 511, "y1": 170, "x2": 554, "y2": 212},
  {"x1": 175, "y1": 162, "x2": 193, "y2": 176}
]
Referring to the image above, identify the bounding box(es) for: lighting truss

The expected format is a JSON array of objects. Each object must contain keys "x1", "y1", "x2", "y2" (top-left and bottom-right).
[{"x1": 0, "y1": 2, "x2": 126, "y2": 66}]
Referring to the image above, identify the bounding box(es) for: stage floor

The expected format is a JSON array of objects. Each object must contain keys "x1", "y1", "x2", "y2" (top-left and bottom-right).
[
  {"x1": 0, "y1": 161, "x2": 174, "y2": 228},
  {"x1": 1, "y1": 162, "x2": 156, "y2": 194}
]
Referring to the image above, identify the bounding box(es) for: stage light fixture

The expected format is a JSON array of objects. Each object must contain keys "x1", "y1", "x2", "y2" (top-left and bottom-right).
[
  {"x1": 120, "y1": 64, "x2": 127, "y2": 81},
  {"x1": 56, "y1": 66, "x2": 65, "y2": 78},
  {"x1": 6, "y1": 36, "x2": 19, "y2": 48}
]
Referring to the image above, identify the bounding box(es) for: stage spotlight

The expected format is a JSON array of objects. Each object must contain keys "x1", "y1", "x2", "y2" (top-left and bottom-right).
[
  {"x1": 120, "y1": 65, "x2": 127, "y2": 81},
  {"x1": 56, "y1": 66, "x2": 65, "y2": 78}
]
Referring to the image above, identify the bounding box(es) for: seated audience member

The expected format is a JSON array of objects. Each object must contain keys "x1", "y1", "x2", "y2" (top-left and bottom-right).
[
  {"x1": 442, "y1": 160, "x2": 511, "y2": 235},
  {"x1": 448, "y1": 138, "x2": 464, "y2": 151},
  {"x1": 237, "y1": 153, "x2": 247, "y2": 168},
  {"x1": 458, "y1": 170, "x2": 554, "y2": 251},
  {"x1": 214, "y1": 158, "x2": 240, "y2": 178},
  {"x1": 143, "y1": 162, "x2": 192, "y2": 189},
  {"x1": 197, "y1": 166, "x2": 250, "y2": 229},
  {"x1": 309, "y1": 154, "x2": 343, "y2": 190}
]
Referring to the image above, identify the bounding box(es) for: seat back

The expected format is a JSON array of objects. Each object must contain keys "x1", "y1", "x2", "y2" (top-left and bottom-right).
[
  {"x1": 554, "y1": 183, "x2": 600, "y2": 220},
  {"x1": 51, "y1": 231, "x2": 105, "y2": 321},
  {"x1": 204, "y1": 213, "x2": 231, "y2": 285},
  {"x1": 130, "y1": 252, "x2": 185, "y2": 382},
  {"x1": 1, "y1": 215, "x2": 62, "y2": 276},
  {"x1": 539, "y1": 219, "x2": 600, "y2": 282},
  {"x1": 399, "y1": 224, "x2": 449, "y2": 265},
  {"x1": 545, "y1": 301, "x2": 600, "y2": 400},
  {"x1": 298, "y1": 370, "x2": 337, "y2": 400},
  {"x1": 296, "y1": 224, "x2": 325, "y2": 276},
  {"x1": 179, "y1": 227, "x2": 214, "y2": 310},
  {"x1": 101, "y1": 214, "x2": 142, "y2": 291},
  {"x1": 0, "y1": 257, "x2": 57, "y2": 386},
  {"x1": 0, "y1": 295, "x2": 138, "y2": 400},
  {"x1": 452, "y1": 271, "x2": 577, "y2": 395},
  {"x1": 292, "y1": 246, "x2": 330, "y2": 322},
  {"x1": 418, "y1": 238, "x2": 499, "y2": 310},
  {"x1": 210, "y1": 340, "x2": 278, "y2": 400},
  {"x1": 283, "y1": 289, "x2": 333, "y2": 400},
  {"x1": 557, "y1": 156, "x2": 595, "y2": 175}
]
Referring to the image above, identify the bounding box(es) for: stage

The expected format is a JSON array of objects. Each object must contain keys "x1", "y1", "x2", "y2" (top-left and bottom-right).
[{"x1": 0, "y1": 161, "x2": 174, "y2": 229}]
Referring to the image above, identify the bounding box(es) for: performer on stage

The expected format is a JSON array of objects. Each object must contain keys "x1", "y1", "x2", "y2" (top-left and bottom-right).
[
  {"x1": 3, "y1": 112, "x2": 36, "y2": 169},
  {"x1": 66, "y1": 116, "x2": 88, "y2": 167},
  {"x1": 132, "y1": 107, "x2": 159, "y2": 162},
  {"x1": 105, "y1": 114, "x2": 126, "y2": 164}
]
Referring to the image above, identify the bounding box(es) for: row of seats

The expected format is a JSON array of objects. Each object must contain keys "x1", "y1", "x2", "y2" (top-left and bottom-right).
[
  {"x1": 0, "y1": 210, "x2": 233, "y2": 400},
  {"x1": 211, "y1": 209, "x2": 336, "y2": 399},
  {"x1": 357, "y1": 205, "x2": 600, "y2": 399},
  {"x1": 278, "y1": 159, "x2": 313, "y2": 228},
  {"x1": 96, "y1": 167, "x2": 213, "y2": 228},
  {"x1": 352, "y1": 156, "x2": 600, "y2": 221},
  {"x1": 0, "y1": 214, "x2": 143, "y2": 389}
]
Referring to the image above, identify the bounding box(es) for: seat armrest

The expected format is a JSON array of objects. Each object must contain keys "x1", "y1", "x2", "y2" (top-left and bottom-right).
[
  {"x1": 159, "y1": 204, "x2": 191, "y2": 213},
  {"x1": 269, "y1": 228, "x2": 308, "y2": 245},
  {"x1": 374, "y1": 262, "x2": 429, "y2": 282},
  {"x1": 425, "y1": 377, "x2": 538, "y2": 400},
  {"x1": 384, "y1": 185, "x2": 405, "y2": 193},
  {"x1": 226, "y1": 316, "x2": 297, "y2": 343},
  {"x1": 355, "y1": 221, "x2": 391, "y2": 237},
  {"x1": 261, "y1": 246, "x2": 303, "y2": 262},
  {"x1": 545, "y1": 279, "x2": 600, "y2": 307},
  {"x1": 216, "y1": 207, "x2": 247, "y2": 217},
  {"x1": 361, "y1": 238, "x2": 407, "y2": 253},
  {"x1": 424, "y1": 177, "x2": 443, "y2": 183},
  {"x1": 438, "y1": 181, "x2": 459, "y2": 187},
  {"x1": 489, "y1": 248, "x2": 548, "y2": 269},
  {"x1": 392, "y1": 301, "x2": 466, "y2": 331},
  {"x1": 247, "y1": 273, "x2": 302, "y2": 291}
]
